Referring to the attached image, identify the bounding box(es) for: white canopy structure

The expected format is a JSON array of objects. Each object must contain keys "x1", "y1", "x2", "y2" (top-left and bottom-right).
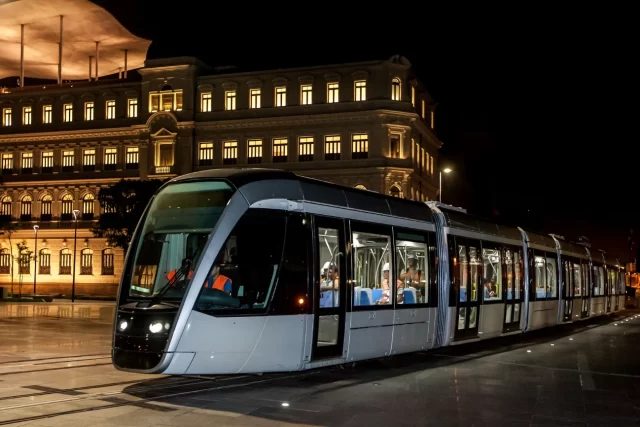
[{"x1": 0, "y1": 0, "x2": 151, "y2": 83}]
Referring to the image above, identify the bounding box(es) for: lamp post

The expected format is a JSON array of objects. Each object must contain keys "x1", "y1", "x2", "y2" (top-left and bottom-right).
[
  {"x1": 71, "y1": 209, "x2": 80, "y2": 303},
  {"x1": 439, "y1": 168, "x2": 452, "y2": 203},
  {"x1": 33, "y1": 224, "x2": 39, "y2": 295}
]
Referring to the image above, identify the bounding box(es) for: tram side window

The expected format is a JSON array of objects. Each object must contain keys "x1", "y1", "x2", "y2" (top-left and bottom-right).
[
  {"x1": 546, "y1": 256, "x2": 557, "y2": 298},
  {"x1": 534, "y1": 255, "x2": 546, "y2": 298},
  {"x1": 514, "y1": 250, "x2": 522, "y2": 299},
  {"x1": 319, "y1": 227, "x2": 340, "y2": 308},
  {"x1": 396, "y1": 232, "x2": 428, "y2": 304},
  {"x1": 352, "y1": 231, "x2": 391, "y2": 307},
  {"x1": 593, "y1": 266, "x2": 604, "y2": 296},
  {"x1": 573, "y1": 263, "x2": 582, "y2": 297},
  {"x1": 195, "y1": 210, "x2": 286, "y2": 313},
  {"x1": 482, "y1": 246, "x2": 501, "y2": 301}
]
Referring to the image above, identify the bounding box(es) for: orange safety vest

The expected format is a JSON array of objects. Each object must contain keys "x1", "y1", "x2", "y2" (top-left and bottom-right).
[{"x1": 166, "y1": 269, "x2": 194, "y2": 281}]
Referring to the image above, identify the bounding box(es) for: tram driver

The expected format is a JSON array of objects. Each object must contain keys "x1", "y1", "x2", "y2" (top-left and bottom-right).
[{"x1": 203, "y1": 253, "x2": 232, "y2": 294}]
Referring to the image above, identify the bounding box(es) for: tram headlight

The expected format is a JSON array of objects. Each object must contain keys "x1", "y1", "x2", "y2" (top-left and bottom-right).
[
  {"x1": 164, "y1": 322, "x2": 171, "y2": 331},
  {"x1": 118, "y1": 320, "x2": 128, "y2": 331},
  {"x1": 149, "y1": 322, "x2": 163, "y2": 333}
]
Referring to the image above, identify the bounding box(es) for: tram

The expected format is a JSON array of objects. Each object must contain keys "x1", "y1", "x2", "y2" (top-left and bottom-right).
[{"x1": 112, "y1": 169, "x2": 626, "y2": 374}]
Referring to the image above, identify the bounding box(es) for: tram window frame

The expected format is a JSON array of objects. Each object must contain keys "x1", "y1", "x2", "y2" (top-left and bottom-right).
[
  {"x1": 193, "y1": 209, "x2": 290, "y2": 317},
  {"x1": 350, "y1": 221, "x2": 395, "y2": 311},
  {"x1": 480, "y1": 242, "x2": 503, "y2": 303},
  {"x1": 394, "y1": 228, "x2": 431, "y2": 307}
]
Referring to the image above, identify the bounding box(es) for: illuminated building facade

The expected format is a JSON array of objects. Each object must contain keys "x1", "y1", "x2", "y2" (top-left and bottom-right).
[{"x1": 0, "y1": 5, "x2": 441, "y2": 298}]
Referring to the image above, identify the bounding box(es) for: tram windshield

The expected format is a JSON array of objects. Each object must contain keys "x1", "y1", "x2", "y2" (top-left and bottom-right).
[{"x1": 125, "y1": 180, "x2": 234, "y2": 299}]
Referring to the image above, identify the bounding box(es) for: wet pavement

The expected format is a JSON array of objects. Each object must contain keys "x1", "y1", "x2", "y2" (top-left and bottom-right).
[{"x1": 0, "y1": 309, "x2": 639, "y2": 426}]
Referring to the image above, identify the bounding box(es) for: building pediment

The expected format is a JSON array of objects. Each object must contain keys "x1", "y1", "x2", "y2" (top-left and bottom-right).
[
  {"x1": 151, "y1": 127, "x2": 177, "y2": 139},
  {"x1": 146, "y1": 111, "x2": 178, "y2": 134}
]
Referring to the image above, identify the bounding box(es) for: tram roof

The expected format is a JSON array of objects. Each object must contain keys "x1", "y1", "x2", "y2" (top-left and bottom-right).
[
  {"x1": 171, "y1": 168, "x2": 436, "y2": 224},
  {"x1": 553, "y1": 237, "x2": 590, "y2": 259},
  {"x1": 437, "y1": 206, "x2": 522, "y2": 242}
]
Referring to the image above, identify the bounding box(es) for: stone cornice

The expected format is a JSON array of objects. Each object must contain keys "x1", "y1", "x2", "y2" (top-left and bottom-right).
[
  {"x1": 0, "y1": 127, "x2": 143, "y2": 144},
  {"x1": 0, "y1": 177, "x2": 131, "y2": 187}
]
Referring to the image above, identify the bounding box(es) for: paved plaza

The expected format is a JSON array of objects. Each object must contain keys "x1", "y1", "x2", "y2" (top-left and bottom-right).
[{"x1": 0, "y1": 304, "x2": 639, "y2": 426}]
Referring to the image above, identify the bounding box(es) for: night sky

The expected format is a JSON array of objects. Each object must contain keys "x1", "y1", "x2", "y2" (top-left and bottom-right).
[{"x1": 96, "y1": 2, "x2": 637, "y2": 261}]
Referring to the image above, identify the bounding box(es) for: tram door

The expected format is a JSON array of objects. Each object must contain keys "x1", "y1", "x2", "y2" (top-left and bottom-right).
[
  {"x1": 454, "y1": 238, "x2": 481, "y2": 340},
  {"x1": 503, "y1": 248, "x2": 524, "y2": 332},
  {"x1": 311, "y1": 216, "x2": 347, "y2": 360},
  {"x1": 605, "y1": 269, "x2": 612, "y2": 313},
  {"x1": 579, "y1": 261, "x2": 590, "y2": 318},
  {"x1": 562, "y1": 260, "x2": 574, "y2": 322}
]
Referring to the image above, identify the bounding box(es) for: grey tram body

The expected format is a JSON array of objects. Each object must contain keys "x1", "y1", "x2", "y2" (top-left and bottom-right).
[{"x1": 112, "y1": 169, "x2": 626, "y2": 375}]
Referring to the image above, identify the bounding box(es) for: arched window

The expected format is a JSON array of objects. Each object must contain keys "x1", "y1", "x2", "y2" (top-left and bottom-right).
[
  {"x1": 20, "y1": 194, "x2": 32, "y2": 221},
  {"x1": 59, "y1": 248, "x2": 72, "y2": 275},
  {"x1": 389, "y1": 184, "x2": 403, "y2": 198},
  {"x1": 41, "y1": 194, "x2": 52, "y2": 221},
  {"x1": 0, "y1": 196, "x2": 11, "y2": 219},
  {"x1": 39, "y1": 248, "x2": 51, "y2": 274},
  {"x1": 61, "y1": 194, "x2": 74, "y2": 221},
  {"x1": 81, "y1": 248, "x2": 93, "y2": 275},
  {"x1": 391, "y1": 78, "x2": 402, "y2": 101},
  {"x1": 102, "y1": 248, "x2": 115, "y2": 275},
  {"x1": 82, "y1": 193, "x2": 95, "y2": 220},
  {"x1": 354, "y1": 184, "x2": 367, "y2": 190},
  {"x1": 0, "y1": 248, "x2": 10, "y2": 274},
  {"x1": 19, "y1": 249, "x2": 30, "y2": 275}
]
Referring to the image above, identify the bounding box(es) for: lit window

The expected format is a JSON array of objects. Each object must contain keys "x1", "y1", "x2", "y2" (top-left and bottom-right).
[
  {"x1": 60, "y1": 248, "x2": 72, "y2": 274},
  {"x1": 80, "y1": 248, "x2": 93, "y2": 275},
  {"x1": 82, "y1": 193, "x2": 95, "y2": 220},
  {"x1": 389, "y1": 134, "x2": 401, "y2": 158},
  {"x1": 482, "y1": 247, "x2": 503, "y2": 301},
  {"x1": 104, "y1": 148, "x2": 117, "y2": 171},
  {"x1": 250, "y1": 88, "x2": 261, "y2": 109},
  {"x1": 20, "y1": 195, "x2": 32, "y2": 221},
  {"x1": 40, "y1": 194, "x2": 52, "y2": 220},
  {"x1": 327, "y1": 83, "x2": 339, "y2": 103},
  {"x1": 392, "y1": 78, "x2": 401, "y2": 101},
  {"x1": 421, "y1": 100, "x2": 425, "y2": 119},
  {"x1": 102, "y1": 248, "x2": 115, "y2": 276},
  {"x1": 225, "y1": 90, "x2": 236, "y2": 111},
  {"x1": 43, "y1": 105, "x2": 52, "y2": 124},
  {"x1": 1, "y1": 153, "x2": 13, "y2": 174},
  {"x1": 41, "y1": 151, "x2": 54, "y2": 173},
  {"x1": 106, "y1": 100, "x2": 116, "y2": 119},
  {"x1": 301, "y1": 84, "x2": 312, "y2": 105},
  {"x1": 430, "y1": 110, "x2": 435, "y2": 129},
  {"x1": 149, "y1": 89, "x2": 183, "y2": 112},
  {"x1": 62, "y1": 150, "x2": 74, "y2": 172},
  {"x1": 128, "y1": 98, "x2": 138, "y2": 118},
  {"x1": 324, "y1": 135, "x2": 340, "y2": 160},
  {"x1": 354, "y1": 184, "x2": 367, "y2": 190},
  {"x1": 223, "y1": 141, "x2": 238, "y2": 165},
  {"x1": 21, "y1": 152, "x2": 33, "y2": 173},
  {"x1": 275, "y1": 86, "x2": 286, "y2": 107},
  {"x1": 22, "y1": 106, "x2": 32, "y2": 125},
  {"x1": 411, "y1": 86, "x2": 415, "y2": 107},
  {"x1": 247, "y1": 139, "x2": 262, "y2": 164},
  {"x1": 0, "y1": 196, "x2": 11, "y2": 218},
  {"x1": 83, "y1": 149, "x2": 95, "y2": 171},
  {"x1": 351, "y1": 134, "x2": 369, "y2": 159},
  {"x1": 430, "y1": 156, "x2": 434, "y2": 176},
  {"x1": 84, "y1": 102, "x2": 93, "y2": 121},
  {"x1": 272, "y1": 138, "x2": 287, "y2": 163},
  {"x1": 39, "y1": 248, "x2": 51, "y2": 274},
  {"x1": 0, "y1": 249, "x2": 9, "y2": 274},
  {"x1": 199, "y1": 142, "x2": 214, "y2": 166},
  {"x1": 126, "y1": 147, "x2": 139, "y2": 170},
  {"x1": 2, "y1": 108, "x2": 11, "y2": 126},
  {"x1": 61, "y1": 194, "x2": 73, "y2": 221},
  {"x1": 354, "y1": 80, "x2": 366, "y2": 101},
  {"x1": 201, "y1": 92, "x2": 212, "y2": 112},
  {"x1": 298, "y1": 137, "x2": 314, "y2": 162}
]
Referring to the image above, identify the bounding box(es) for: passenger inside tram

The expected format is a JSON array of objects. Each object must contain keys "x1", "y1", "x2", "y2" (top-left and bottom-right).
[{"x1": 320, "y1": 263, "x2": 340, "y2": 307}]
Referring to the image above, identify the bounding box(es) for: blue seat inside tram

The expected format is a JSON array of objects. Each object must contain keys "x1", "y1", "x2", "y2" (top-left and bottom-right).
[
  {"x1": 403, "y1": 288, "x2": 416, "y2": 304},
  {"x1": 372, "y1": 289, "x2": 383, "y2": 302}
]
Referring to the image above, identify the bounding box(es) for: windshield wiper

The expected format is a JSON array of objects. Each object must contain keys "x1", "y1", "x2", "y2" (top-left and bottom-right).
[{"x1": 152, "y1": 258, "x2": 192, "y2": 300}]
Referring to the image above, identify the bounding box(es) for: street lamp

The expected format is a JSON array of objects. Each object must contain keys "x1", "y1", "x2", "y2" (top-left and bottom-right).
[
  {"x1": 71, "y1": 209, "x2": 80, "y2": 303},
  {"x1": 439, "y1": 168, "x2": 453, "y2": 203},
  {"x1": 33, "y1": 224, "x2": 39, "y2": 295}
]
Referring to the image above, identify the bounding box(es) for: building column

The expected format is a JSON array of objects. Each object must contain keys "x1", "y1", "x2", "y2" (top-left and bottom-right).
[
  {"x1": 123, "y1": 49, "x2": 128, "y2": 78},
  {"x1": 20, "y1": 24, "x2": 24, "y2": 87},
  {"x1": 89, "y1": 56, "x2": 93, "y2": 81},
  {"x1": 95, "y1": 42, "x2": 99, "y2": 81}
]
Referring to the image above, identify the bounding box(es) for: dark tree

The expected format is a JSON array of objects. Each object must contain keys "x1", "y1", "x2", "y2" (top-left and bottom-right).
[{"x1": 92, "y1": 179, "x2": 167, "y2": 251}]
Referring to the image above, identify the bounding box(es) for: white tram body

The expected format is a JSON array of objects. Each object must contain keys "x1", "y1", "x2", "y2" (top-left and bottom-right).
[{"x1": 112, "y1": 169, "x2": 627, "y2": 374}]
